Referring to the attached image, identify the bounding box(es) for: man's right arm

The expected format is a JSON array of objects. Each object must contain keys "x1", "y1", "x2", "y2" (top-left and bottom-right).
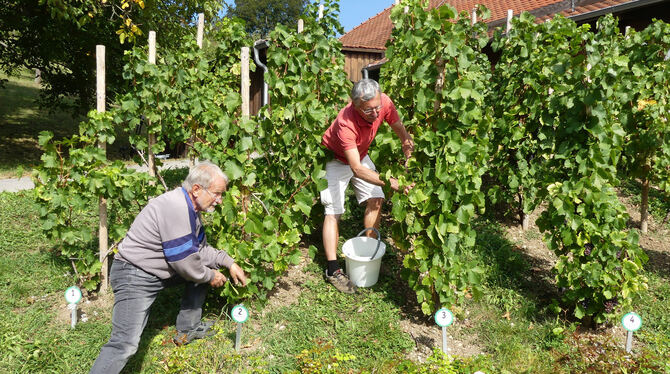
[{"x1": 343, "y1": 148, "x2": 400, "y2": 191}]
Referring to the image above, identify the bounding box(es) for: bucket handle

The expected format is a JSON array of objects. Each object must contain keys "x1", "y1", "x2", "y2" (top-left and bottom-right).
[{"x1": 356, "y1": 227, "x2": 383, "y2": 260}]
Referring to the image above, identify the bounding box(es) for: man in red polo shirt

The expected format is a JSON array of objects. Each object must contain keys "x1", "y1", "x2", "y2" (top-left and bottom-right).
[{"x1": 320, "y1": 79, "x2": 414, "y2": 293}]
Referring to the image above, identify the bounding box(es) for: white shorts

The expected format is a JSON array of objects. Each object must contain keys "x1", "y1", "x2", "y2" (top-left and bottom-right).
[{"x1": 320, "y1": 155, "x2": 385, "y2": 215}]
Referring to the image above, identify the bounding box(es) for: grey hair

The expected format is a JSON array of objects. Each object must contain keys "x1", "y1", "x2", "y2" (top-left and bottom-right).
[
  {"x1": 182, "y1": 161, "x2": 228, "y2": 191},
  {"x1": 351, "y1": 79, "x2": 381, "y2": 104}
]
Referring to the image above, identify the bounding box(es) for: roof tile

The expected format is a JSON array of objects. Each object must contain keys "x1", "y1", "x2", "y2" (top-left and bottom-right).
[{"x1": 340, "y1": 0, "x2": 640, "y2": 50}]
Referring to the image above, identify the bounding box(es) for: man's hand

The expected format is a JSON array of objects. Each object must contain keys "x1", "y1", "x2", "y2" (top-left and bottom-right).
[
  {"x1": 389, "y1": 177, "x2": 400, "y2": 191},
  {"x1": 209, "y1": 270, "x2": 227, "y2": 288},
  {"x1": 229, "y1": 263, "x2": 248, "y2": 287},
  {"x1": 389, "y1": 177, "x2": 414, "y2": 194},
  {"x1": 402, "y1": 140, "x2": 414, "y2": 159}
]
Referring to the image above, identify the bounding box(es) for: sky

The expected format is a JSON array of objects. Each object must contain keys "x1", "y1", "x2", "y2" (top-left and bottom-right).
[{"x1": 334, "y1": 0, "x2": 396, "y2": 34}]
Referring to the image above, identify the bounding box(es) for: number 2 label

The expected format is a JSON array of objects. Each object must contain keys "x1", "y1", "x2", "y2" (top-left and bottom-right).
[{"x1": 231, "y1": 304, "x2": 249, "y2": 323}]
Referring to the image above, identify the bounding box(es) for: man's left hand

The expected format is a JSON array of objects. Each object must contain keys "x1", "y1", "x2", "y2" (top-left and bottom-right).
[
  {"x1": 402, "y1": 141, "x2": 414, "y2": 159},
  {"x1": 229, "y1": 263, "x2": 248, "y2": 286}
]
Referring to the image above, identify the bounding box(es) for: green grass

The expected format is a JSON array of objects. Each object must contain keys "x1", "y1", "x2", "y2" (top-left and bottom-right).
[
  {"x1": 0, "y1": 71, "x2": 82, "y2": 178},
  {"x1": 252, "y1": 277, "x2": 415, "y2": 372},
  {"x1": 0, "y1": 71, "x2": 133, "y2": 179},
  {"x1": 1, "y1": 187, "x2": 669, "y2": 372}
]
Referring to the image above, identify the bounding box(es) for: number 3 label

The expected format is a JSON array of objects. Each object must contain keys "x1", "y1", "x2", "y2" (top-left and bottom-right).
[
  {"x1": 231, "y1": 304, "x2": 249, "y2": 323},
  {"x1": 621, "y1": 312, "x2": 642, "y2": 332},
  {"x1": 434, "y1": 308, "x2": 453, "y2": 327}
]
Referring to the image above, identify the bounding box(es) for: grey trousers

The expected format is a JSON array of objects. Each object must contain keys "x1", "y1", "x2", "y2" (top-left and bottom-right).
[{"x1": 89, "y1": 259, "x2": 209, "y2": 374}]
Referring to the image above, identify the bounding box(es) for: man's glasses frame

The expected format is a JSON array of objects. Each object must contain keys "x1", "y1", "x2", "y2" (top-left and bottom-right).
[
  {"x1": 360, "y1": 104, "x2": 382, "y2": 115},
  {"x1": 203, "y1": 188, "x2": 223, "y2": 201}
]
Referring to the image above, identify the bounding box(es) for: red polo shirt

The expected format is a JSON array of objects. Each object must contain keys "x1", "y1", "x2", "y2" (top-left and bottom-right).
[{"x1": 322, "y1": 93, "x2": 400, "y2": 164}]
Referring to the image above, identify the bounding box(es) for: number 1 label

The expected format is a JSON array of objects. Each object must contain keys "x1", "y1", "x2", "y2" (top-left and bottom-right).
[{"x1": 64, "y1": 286, "x2": 82, "y2": 304}]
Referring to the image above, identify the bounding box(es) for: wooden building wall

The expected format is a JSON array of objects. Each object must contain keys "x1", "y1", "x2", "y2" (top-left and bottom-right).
[
  {"x1": 343, "y1": 50, "x2": 384, "y2": 83},
  {"x1": 249, "y1": 48, "x2": 385, "y2": 113}
]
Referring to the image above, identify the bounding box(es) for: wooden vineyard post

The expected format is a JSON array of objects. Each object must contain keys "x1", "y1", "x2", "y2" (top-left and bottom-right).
[
  {"x1": 189, "y1": 13, "x2": 205, "y2": 168},
  {"x1": 507, "y1": 9, "x2": 513, "y2": 34},
  {"x1": 522, "y1": 203, "x2": 531, "y2": 230},
  {"x1": 147, "y1": 31, "x2": 157, "y2": 183},
  {"x1": 241, "y1": 47, "x2": 250, "y2": 119},
  {"x1": 197, "y1": 13, "x2": 204, "y2": 49},
  {"x1": 96, "y1": 45, "x2": 109, "y2": 292},
  {"x1": 641, "y1": 165, "x2": 650, "y2": 234},
  {"x1": 298, "y1": 19, "x2": 304, "y2": 33}
]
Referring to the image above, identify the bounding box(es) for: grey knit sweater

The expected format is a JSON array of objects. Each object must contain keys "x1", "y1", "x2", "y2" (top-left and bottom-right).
[{"x1": 115, "y1": 187, "x2": 234, "y2": 283}]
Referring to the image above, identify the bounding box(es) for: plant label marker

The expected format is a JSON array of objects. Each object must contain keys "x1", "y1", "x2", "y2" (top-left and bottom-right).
[
  {"x1": 64, "y1": 286, "x2": 82, "y2": 329},
  {"x1": 434, "y1": 308, "x2": 454, "y2": 354},
  {"x1": 621, "y1": 312, "x2": 642, "y2": 353},
  {"x1": 231, "y1": 304, "x2": 249, "y2": 351}
]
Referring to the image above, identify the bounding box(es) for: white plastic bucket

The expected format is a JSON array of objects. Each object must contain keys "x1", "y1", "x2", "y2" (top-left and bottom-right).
[{"x1": 342, "y1": 228, "x2": 386, "y2": 287}]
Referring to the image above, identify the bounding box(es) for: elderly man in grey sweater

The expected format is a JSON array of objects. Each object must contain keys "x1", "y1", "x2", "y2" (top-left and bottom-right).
[{"x1": 90, "y1": 161, "x2": 247, "y2": 374}]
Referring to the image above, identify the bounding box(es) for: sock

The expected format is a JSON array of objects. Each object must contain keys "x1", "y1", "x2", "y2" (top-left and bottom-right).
[{"x1": 327, "y1": 260, "x2": 341, "y2": 276}]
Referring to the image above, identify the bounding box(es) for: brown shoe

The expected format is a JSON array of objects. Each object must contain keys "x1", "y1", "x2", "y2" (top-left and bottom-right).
[{"x1": 325, "y1": 269, "x2": 357, "y2": 294}]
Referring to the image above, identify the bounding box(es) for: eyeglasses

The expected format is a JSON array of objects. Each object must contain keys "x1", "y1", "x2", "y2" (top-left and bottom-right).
[
  {"x1": 361, "y1": 105, "x2": 382, "y2": 115},
  {"x1": 203, "y1": 188, "x2": 223, "y2": 201}
]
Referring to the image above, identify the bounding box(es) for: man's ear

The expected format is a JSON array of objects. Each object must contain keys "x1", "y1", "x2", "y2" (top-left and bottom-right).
[{"x1": 192, "y1": 184, "x2": 202, "y2": 196}]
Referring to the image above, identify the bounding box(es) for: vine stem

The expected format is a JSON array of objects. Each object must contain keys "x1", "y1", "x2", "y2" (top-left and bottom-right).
[
  {"x1": 102, "y1": 239, "x2": 123, "y2": 261},
  {"x1": 282, "y1": 178, "x2": 311, "y2": 212},
  {"x1": 250, "y1": 193, "x2": 271, "y2": 216},
  {"x1": 69, "y1": 259, "x2": 79, "y2": 278},
  {"x1": 134, "y1": 148, "x2": 168, "y2": 190}
]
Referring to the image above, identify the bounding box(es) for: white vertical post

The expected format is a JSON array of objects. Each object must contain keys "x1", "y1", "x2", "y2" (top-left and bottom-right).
[
  {"x1": 404, "y1": 6, "x2": 409, "y2": 14},
  {"x1": 147, "y1": 31, "x2": 157, "y2": 181},
  {"x1": 191, "y1": 14, "x2": 204, "y2": 167},
  {"x1": 34, "y1": 69, "x2": 41, "y2": 84},
  {"x1": 472, "y1": 8, "x2": 477, "y2": 25},
  {"x1": 318, "y1": 4, "x2": 324, "y2": 20},
  {"x1": 96, "y1": 46, "x2": 106, "y2": 113},
  {"x1": 507, "y1": 9, "x2": 513, "y2": 34},
  {"x1": 241, "y1": 47, "x2": 250, "y2": 119},
  {"x1": 235, "y1": 323, "x2": 242, "y2": 351},
  {"x1": 148, "y1": 31, "x2": 156, "y2": 64},
  {"x1": 625, "y1": 330, "x2": 634, "y2": 352},
  {"x1": 298, "y1": 18, "x2": 304, "y2": 33},
  {"x1": 395, "y1": 0, "x2": 400, "y2": 5},
  {"x1": 625, "y1": 26, "x2": 631, "y2": 38},
  {"x1": 197, "y1": 13, "x2": 204, "y2": 48},
  {"x1": 96, "y1": 45, "x2": 109, "y2": 292}
]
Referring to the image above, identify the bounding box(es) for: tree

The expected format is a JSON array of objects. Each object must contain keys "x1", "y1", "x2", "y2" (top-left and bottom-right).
[
  {"x1": 1, "y1": 0, "x2": 122, "y2": 113},
  {"x1": 0, "y1": 0, "x2": 223, "y2": 114},
  {"x1": 225, "y1": 0, "x2": 309, "y2": 38}
]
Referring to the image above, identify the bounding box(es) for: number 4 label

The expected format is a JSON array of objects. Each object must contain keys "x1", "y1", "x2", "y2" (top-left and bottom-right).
[
  {"x1": 231, "y1": 304, "x2": 249, "y2": 323},
  {"x1": 621, "y1": 312, "x2": 642, "y2": 332},
  {"x1": 434, "y1": 308, "x2": 453, "y2": 327}
]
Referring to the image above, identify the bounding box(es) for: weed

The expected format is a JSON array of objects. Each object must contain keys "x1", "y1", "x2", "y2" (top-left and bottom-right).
[{"x1": 294, "y1": 340, "x2": 356, "y2": 374}]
